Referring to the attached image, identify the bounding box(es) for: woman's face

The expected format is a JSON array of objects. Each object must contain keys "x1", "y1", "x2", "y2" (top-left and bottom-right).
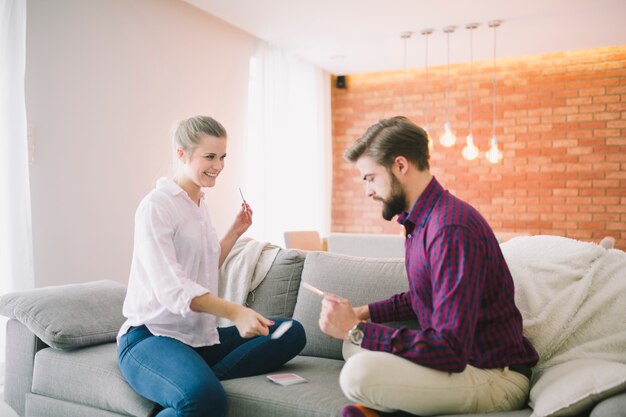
[{"x1": 179, "y1": 134, "x2": 227, "y2": 189}]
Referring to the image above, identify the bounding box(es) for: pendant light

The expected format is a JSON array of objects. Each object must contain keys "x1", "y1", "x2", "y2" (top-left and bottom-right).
[
  {"x1": 462, "y1": 23, "x2": 479, "y2": 160},
  {"x1": 400, "y1": 31, "x2": 412, "y2": 114},
  {"x1": 486, "y1": 20, "x2": 503, "y2": 163},
  {"x1": 421, "y1": 29, "x2": 434, "y2": 150},
  {"x1": 439, "y1": 26, "x2": 456, "y2": 147}
]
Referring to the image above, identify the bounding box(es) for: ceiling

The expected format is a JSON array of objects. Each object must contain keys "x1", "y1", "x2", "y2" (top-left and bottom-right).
[{"x1": 184, "y1": 0, "x2": 626, "y2": 75}]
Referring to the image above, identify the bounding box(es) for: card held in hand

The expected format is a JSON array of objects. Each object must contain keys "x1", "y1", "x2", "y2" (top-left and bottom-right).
[{"x1": 266, "y1": 373, "x2": 308, "y2": 386}]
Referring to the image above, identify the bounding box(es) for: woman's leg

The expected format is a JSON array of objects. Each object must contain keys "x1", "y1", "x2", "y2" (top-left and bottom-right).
[
  {"x1": 198, "y1": 318, "x2": 306, "y2": 380},
  {"x1": 118, "y1": 326, "x2": 227, "y2": 417}
]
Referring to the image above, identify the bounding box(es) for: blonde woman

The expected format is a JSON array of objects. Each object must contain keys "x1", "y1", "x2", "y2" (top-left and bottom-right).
[{"x1": 117, "y1": 116, "x2": 305, "y2": 417}]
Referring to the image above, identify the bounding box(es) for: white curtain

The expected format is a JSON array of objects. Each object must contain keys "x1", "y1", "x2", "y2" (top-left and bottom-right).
[
  {"x1": 243, "y1": 41, "x2": 331, "y2": 246},
  {"x1": 0, "y1": 0, "x2": 33, "y2": 375}
]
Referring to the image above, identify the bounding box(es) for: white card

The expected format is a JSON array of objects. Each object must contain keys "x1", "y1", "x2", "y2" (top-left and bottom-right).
[
  {"x1": 301, "y1": 281, "x2": 325, "y2": 297},
  {"x1": 271, "y1": 320, "x2": 293, "y2": 340}
]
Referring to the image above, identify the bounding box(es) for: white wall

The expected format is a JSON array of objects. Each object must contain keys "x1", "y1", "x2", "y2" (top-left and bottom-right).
[{"x1": 26, "y1": 0, "x2": 255, "y2": 287}]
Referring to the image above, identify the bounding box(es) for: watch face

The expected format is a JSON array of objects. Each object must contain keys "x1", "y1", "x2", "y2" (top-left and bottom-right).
[{"x1": 349, "y1": 325, "x2": 364, "y2": 345}]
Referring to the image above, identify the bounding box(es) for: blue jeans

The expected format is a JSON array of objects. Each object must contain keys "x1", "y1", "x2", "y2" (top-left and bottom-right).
[{"x1": 118, "y1": 318, "x2": 306, "y2": 417}]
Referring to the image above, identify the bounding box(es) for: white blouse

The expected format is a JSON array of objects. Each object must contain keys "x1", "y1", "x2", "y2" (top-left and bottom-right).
[{"x1": 117, "y1": 177, "x2": 221, "y2": 347}]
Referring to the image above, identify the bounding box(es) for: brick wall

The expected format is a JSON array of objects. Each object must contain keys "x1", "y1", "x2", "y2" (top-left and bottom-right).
[{"x1": 331, "y1": 46, "x2": 626, "y2": 249}]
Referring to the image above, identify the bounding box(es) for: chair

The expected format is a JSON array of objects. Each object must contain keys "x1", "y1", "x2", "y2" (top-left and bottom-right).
[{"x1": 283, "y1": 231, "x2": 323, "y2": 251}]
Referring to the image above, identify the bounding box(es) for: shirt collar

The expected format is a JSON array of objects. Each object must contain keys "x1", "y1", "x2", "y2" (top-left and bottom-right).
[
  {"x1": 156, "y1": 177, "x2": 205, "y2": 201},
  {"x1": 157, "y1": 177, "x2": 185, "y2": 196},
  {"x1": 397, "y1": 177, "x2": 443, "y2": 230}
]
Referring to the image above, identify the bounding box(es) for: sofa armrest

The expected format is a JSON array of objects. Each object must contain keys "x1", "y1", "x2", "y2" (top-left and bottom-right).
[
  {"x1": 0, "y1": 280, "x2": 126, "y2": 349},
  {"x1": 4, "y1": 319, "x2": 48, "y2": 416}
]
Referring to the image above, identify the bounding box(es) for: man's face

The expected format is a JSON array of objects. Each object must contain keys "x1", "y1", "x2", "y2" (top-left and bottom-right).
[{"x1": 356, "y1": 155, "x2": 407, "y2": 221}]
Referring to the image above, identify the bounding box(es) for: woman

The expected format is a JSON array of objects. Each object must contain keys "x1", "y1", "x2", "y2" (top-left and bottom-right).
[{"x1": 117, "y1": 116, "x2": 306, "y2": 417}]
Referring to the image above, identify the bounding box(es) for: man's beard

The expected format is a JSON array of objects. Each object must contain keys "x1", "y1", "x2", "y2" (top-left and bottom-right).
[{"x1": 377, "y1": 173, "x2": 407, "y2": 221}]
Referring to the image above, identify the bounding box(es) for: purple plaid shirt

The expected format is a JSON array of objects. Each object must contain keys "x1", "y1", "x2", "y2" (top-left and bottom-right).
[{"x1": 361, "y1": 177, "x2": 539, "y2": 372}]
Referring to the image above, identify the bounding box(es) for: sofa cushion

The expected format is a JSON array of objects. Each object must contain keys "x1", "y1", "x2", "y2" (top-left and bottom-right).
[
  {"x1": 32, "y1": 343, "x2": 155, "y2": 416},
  {"x1": 529, "y1": 359, "x2": 626, "y2": 417},
  {"x1": 437, "y1": 410, "x2": 532, "y2": 417},
  {"x1": 0, "y1": 280, "x2": 126, "y2": 349},
  {"x1": 222, "y1": 355, "x2": 348, "y2": 417},
  {"x1": 293, "y1": 252, "x2": 411, "y2": 360},
  {"x1": 590, "y1": 392, "x2": 626, "y2": 417},
  {"x1": 26, "y1": 393, "x2": 142, "y2": 417},
  {"x1": 246, "y1": 248, "x2": 305, "y2": 319}
]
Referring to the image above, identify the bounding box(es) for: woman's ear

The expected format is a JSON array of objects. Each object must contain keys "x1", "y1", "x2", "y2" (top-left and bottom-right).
[{"x1": 176, "y1": 147, "x2": 185, "y2": 161}]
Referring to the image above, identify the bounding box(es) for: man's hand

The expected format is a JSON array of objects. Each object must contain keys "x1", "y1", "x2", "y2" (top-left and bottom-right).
[
  {"x1": 353, "y1": 304, "x2": 371, "y2": 321},
  {"x1": 318, "y1": 294, "x2": 360, "y2": 340}
]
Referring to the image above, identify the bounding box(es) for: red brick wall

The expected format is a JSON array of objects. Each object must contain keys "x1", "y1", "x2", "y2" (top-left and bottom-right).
[{"x1": 331, "y1": 46, "x2": 626, "y2": 249}]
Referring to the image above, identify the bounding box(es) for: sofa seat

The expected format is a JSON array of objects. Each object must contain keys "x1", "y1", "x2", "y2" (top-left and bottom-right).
[
  {"x1": 32, "y1": 343, "x2": 154, "y2": 417},
  {"x1": 222, "y1": 355, "x2": 347, "y2": 417},
  {"x1": 32, "y1": 342, "x2": 350, "y2": 417}
]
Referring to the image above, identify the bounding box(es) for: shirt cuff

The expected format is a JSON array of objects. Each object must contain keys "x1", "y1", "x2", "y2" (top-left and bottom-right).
[
  {"x1": 180, "y1": 281, "x2": 211, "y2": 317},
  {"x1": 361, "y1": 321, "x2": 397, "y2": 353},
  {"x1": 368, "y1": 299, "x2": 394, "y2": 323}
]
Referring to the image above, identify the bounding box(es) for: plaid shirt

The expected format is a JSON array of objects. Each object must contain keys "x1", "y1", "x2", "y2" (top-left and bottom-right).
[{"x1": 361, "y1": 177, "x2": 539, "y2": 372}]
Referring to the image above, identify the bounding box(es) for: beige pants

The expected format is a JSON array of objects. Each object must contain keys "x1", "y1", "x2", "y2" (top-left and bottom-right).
[{"x1": 341, "y1": 342, "x2": 530, "y2": 416}]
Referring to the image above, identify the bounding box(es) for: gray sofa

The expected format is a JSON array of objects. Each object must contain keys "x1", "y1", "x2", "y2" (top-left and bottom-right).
[{"x1": 2, "y1": 241, "x2": 626, "y2": 417}]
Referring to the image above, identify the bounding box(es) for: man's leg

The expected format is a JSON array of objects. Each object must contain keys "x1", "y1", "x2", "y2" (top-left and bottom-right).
[{"x1": 340, "y1": 347, "x2": 529, "y2": 416}]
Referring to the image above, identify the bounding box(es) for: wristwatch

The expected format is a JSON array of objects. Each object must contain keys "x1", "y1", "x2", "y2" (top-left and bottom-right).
[{"x1": 348, "y1": 321, "x2": 365, "y2": 346}]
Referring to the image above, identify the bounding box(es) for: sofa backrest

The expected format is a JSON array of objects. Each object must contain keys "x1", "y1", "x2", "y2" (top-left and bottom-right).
[{"x1": 293, "y1": 251, "x2": 413, "y2": 360}]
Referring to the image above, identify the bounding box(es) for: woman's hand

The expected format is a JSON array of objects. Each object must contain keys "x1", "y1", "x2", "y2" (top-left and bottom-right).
[
  {"x1": 218, "y1": 203, "x2": 253, "y2": 268},
  {"x1": 230, "y1": 203, "x2": 253, "y2": 237},
  {"x1": 232, "y1": 305, "x2": 274, "y2": 338},
  {"x1": 190, "y1": 293, "x2": 273, "y2": 338}
]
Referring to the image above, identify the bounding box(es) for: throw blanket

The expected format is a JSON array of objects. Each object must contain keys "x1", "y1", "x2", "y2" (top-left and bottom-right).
[
  {"x1": 501, "y1": 235, "x2": 626, "y2": 384},
  {"x1": 217, "y1": 237, "x2": 280, "y2": 327}
]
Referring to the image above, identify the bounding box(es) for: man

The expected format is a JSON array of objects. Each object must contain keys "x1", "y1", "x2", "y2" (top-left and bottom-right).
[{"x1": 318, "y1": 117, "x2": 539, "y2": 417}]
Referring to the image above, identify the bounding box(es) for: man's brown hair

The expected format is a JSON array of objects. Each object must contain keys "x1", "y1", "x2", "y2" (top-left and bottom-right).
[{"x1": 344, "y1": 116, "x2": 430, "y2": 171}]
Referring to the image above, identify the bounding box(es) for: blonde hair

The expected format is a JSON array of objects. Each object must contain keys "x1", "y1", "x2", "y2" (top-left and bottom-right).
[{"x1": 171, "y1": 116, "x2": 227, "y2": 172}]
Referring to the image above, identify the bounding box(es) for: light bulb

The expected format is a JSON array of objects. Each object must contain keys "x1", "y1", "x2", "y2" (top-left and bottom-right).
[
  {"x1": 485, "y1": 135, "x2": 503, "y2": 163},
  {"x1": 439, "y1": 122, "x2": 456, "y2": 147},
  {"x1": 462, "y1": 134, "x2": 479, "y2": 160}
]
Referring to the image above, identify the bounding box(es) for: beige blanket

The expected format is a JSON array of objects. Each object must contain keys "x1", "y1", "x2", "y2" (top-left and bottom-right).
[
  {"x1": 501, "y1": 235, "x2": 626, "y2": 384},
  {"x1": 217, "y1": 237, "x2": 280, "y2": 327}
]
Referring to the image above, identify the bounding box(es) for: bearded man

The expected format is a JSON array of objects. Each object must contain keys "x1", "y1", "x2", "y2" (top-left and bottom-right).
[{"x1": 318, "y1": 116, "x2": 539, "y2": 417}]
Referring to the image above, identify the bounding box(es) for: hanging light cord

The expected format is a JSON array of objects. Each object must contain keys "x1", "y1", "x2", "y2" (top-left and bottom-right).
[
  {"x1": 401, "y1": 32, "x2": 411, "y2": 113},
  {"x1": 403, "y1": 36, "x2": 407, "y2": 111},
  {"x1": 445, "y1": 32, "x2": 450, "y2": 122},
  {"x1": 424, "y1": 33, "x2": 429, "y2": 128},
  {"x1": 492, "y1": 24, "x2": 497, "y2": 139},
  {"x1": 468, "y1": 26, "x2": 474, "y2": 135}
]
